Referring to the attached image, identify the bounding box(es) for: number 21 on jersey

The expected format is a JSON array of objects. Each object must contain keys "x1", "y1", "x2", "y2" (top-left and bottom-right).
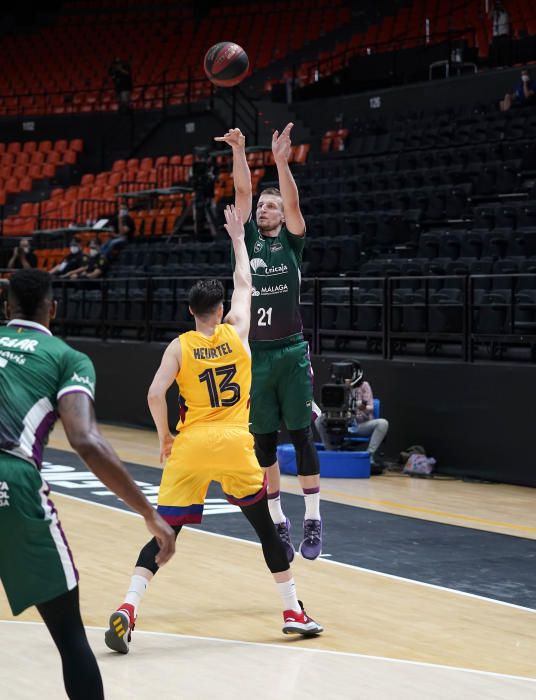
[{"x1": 257, "y1": 307, "x2": 272, "y2": 326}]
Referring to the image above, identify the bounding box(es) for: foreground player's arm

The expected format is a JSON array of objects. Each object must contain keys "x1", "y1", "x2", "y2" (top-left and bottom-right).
[
  {"x1": 223, "y1": 205, "x2": 251, "y2": 345},
  {"x1": 147, "y1": 338, "x2": 181, "y2": 463},
  {"x1": 214, "y1": 127, "x2": 251, "y2": 222},
  {"x1": 272, "y1": 122, "x2": 305, "y2": 236},
  {"x1": 58, "y1": 393, "x2": 175, "y2": 565}
]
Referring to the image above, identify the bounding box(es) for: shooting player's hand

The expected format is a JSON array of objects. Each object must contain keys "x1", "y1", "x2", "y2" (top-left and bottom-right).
[
  {"x1": 272, "y1": 122, "x2": 293, "y2": 163},
  {"x1": 214, "y1": 128, "x2": 245, "y2": 150}
]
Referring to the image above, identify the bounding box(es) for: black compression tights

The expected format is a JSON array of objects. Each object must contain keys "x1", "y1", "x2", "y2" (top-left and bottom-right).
[
  {"x1": 36, "y1": 586, "x2": 104, "y2": 700},
  {"x1": 240, "y1": 496, "x2": 290, "y2": 573}
]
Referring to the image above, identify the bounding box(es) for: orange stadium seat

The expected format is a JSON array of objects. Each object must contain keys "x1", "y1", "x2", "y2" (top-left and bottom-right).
[
  {"x1": 19, "y1": 176, "x2": 33, "y2": 193},
  {"x1": 30, "y1": 151, "x2": 45, "y2": 165},
  {"x1": 62, "y1": 150, "x2": 77, "y2": 165},
  {"x1": 69, "y1": 139, "x2": 84, "y2": 153},
  {"x1": 55, "y1": 139, "x2": 68, "y2": 153},
  {"x1": 80, "y1": 174, "x2": 95, "y2": 187}
]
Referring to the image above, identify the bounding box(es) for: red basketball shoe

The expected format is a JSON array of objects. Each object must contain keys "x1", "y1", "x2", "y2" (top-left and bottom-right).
[
  {"x1": 104, "y1": 603, "x2": 136, "y2": 654},
  {"x1": 282, "y1": 600, "x2": 323, "y2": 636}
]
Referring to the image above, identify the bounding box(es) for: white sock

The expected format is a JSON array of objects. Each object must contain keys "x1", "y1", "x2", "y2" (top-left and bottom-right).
[
  {"x1": 304, "y1": 489, "x2": 321, "y2": 520},
  {"x1": 267, "y1": 491, "x2": 286, "y2": 524},
  {"x1": 276, "y1": 578, "x2": 300, "y2": 613},
  {"x1": 124, "y1": 574, "x2": 149, "y2": 615}
]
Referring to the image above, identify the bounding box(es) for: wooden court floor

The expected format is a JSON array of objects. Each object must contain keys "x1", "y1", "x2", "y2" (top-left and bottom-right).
[{"x1": 1, "y1": 424, "x2": 535, "y2": 699}]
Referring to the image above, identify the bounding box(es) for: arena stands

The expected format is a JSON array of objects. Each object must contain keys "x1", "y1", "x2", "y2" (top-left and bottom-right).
[
  {"x1": 0, "y1": 0, "x2": 535, "y2": 363},
  {"x1": 269, "y1": 0, "x2": 536, "y2": 91},
  {"x1": 0, "y1": 0, "x2": 351, "y2": 116}
]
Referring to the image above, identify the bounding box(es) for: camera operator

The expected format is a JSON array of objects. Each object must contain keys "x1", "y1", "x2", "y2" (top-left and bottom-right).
[
  {"x1": 316, "y1": 361, "x2": 389, "y2": 470},
  {"x1": 7, "y1": 238, "x2": 37, "y2": 270}
]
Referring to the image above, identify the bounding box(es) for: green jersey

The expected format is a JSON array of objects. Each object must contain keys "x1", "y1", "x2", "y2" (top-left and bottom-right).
[
  {"x1": 238, "y1": 220, "x2": 305, "y2": 347},
  {"x1": 0, "y1": 320, "x2": 96, "y2": 468}
]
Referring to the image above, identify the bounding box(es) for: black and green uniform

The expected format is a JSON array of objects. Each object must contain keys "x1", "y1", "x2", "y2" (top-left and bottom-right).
[
  {"x1": 239, "y1": 219, "x2": 314, "y2": 434},
  {"x1": 0, "y1": 319, "x2": 96, "y2": 615}
]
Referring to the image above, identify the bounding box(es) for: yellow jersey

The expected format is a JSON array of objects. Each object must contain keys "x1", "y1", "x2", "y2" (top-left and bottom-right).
[{"x1": 176, "y1": 323, "x2": 250, "y2": 431}]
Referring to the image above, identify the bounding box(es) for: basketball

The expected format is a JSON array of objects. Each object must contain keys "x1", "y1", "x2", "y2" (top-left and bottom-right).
[{"x1": 203, "y1": 41, "x2": 249, "y2": 87}]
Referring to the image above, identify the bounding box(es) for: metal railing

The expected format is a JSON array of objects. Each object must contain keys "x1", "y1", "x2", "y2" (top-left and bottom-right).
[
  {"x1": 51, "y1": 273, "x2": 536, "y2": 360},
  {"x1": 0, "y1": 76, "x2": 214, "y2": 118},
  {"x1": 1, "y1": 272, "x2": 534, "y2": 362},
  {"x1": 289, "y1": 26, "x2": 478, "y2": 87}
]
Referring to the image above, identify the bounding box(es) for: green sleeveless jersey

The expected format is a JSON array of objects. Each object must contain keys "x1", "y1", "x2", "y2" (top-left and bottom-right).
[
  {"x1": 234, "y1": 220, "x2": 305, "y2": 348},
  {"x1": 0, "y1": 320, "x2": 96, "y2": 468}
]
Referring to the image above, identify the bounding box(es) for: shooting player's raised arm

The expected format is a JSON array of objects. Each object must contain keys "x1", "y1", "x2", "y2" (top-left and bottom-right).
[
  {"x1": 272, "y1": 123, "x2": 305, "y2": 237},
  {"x1": 214, "y1": 128, "x2": 251, "y2": 223}
]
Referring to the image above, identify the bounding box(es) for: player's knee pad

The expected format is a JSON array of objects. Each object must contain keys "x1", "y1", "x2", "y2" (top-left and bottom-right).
[
  {"x1": 136, "y1": 538, "x2": 161, "y2": 574},
  {"x1": 288, "y1": 426, "x2": 320, "y2": 476},
  {"x1": 254, "y1": 431, "x2": 278, "y2": 468},
  {"x1": 136, "y1": 527, "x2": 181, "y2": 574}
]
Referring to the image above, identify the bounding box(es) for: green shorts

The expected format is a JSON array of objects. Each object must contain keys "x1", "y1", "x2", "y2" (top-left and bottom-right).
[
  {"x1": 0, "y1": 452, "x2": 78, "y2": 616},
  {"x1": 250, "y1": 339, "x2": 314, "y2": 434}
]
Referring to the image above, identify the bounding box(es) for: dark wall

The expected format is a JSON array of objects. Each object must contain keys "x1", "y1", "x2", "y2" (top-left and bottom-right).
[
  {"x1": 313, "y1": 356, "x2": 536, "y2": 487},
  {"x1": 135, "y1": 111, "x2": 226, "y2": 158},
  {"x1": 69, "y1": 339, "x2": 181, "y2": 429},
  {"x1": 69, "y1": 339, "x2": 536, "y2": 487},
  {"x1": 292, "y1": 64, "x2": 527, "y2": 134},
  {"x1": 0, "y1": 106, "x2": 225, "y2": 172}
]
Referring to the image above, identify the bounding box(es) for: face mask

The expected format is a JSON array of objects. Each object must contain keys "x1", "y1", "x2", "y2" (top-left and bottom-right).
[
  {"x1": 70, "y1": 245, "x2": 80, "y2": 254},
  {"x1": 20, "y1": 246, "x2": 29, "y2": 253},
  {"x1": 89, "y1": 248, "x2": 99, "y2": 257}
]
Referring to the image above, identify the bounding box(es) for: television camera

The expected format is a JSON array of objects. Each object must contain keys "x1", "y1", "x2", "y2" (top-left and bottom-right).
[{"x1": 319, "y1": 360, "x2": 363, "y2": 449}]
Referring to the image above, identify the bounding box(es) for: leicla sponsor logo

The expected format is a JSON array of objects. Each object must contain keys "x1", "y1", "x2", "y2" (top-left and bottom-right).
[{"x1": 250, "y1": 258, "x2": 288, "y2": 276}]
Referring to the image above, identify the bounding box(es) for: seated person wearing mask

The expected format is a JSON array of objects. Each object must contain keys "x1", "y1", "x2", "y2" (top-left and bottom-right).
[
  {"x1": 49, "y1": 239, "x2": 85, "y2": 277},
  {"x1": 500, "y1": 68, "x2": 536, "y2": 111},
  {"x1": 64, "y1": 240, "x2": 109, "y2": 280},
  {"x1": 316, "y1": 361, "x2": 389, "y2": 470},
  {"x1": 7, "y1": 238, "x2": 37, "y2": 270}
]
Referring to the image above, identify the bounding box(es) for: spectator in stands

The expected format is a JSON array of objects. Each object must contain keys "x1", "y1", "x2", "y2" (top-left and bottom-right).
[
  {"x1": 7, "y1": 238, "x2": 37, "y2": 270},
  {"x1": 49, "y1": 238, "x2": 86, "y2": 277},
  {"x1": 109, "y1": 57, "x2": 133, "y2": 113},
  {"x1": 316, "y1": 361, "x2": 389, "y2": 471},
  {"x1": 489, "y1": 1, "x2": 511, "y2": 67},
  {"x1": 101, "y1": 205, "x2": 135, "y2": 259},
  {"x1": 499, "y1": 68, "x2": 536, "y2": 111},
  {"x1": 190, "y1": 146, "x2": 218, "y2": 238},
  {"x1": 64, "y1": 240, "x2": 109, "y2": 280}
]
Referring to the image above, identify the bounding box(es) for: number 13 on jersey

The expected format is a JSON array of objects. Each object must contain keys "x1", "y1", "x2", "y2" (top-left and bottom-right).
[{"x1": 198, "y1": 363, "x2": 241, "y2": 408}]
